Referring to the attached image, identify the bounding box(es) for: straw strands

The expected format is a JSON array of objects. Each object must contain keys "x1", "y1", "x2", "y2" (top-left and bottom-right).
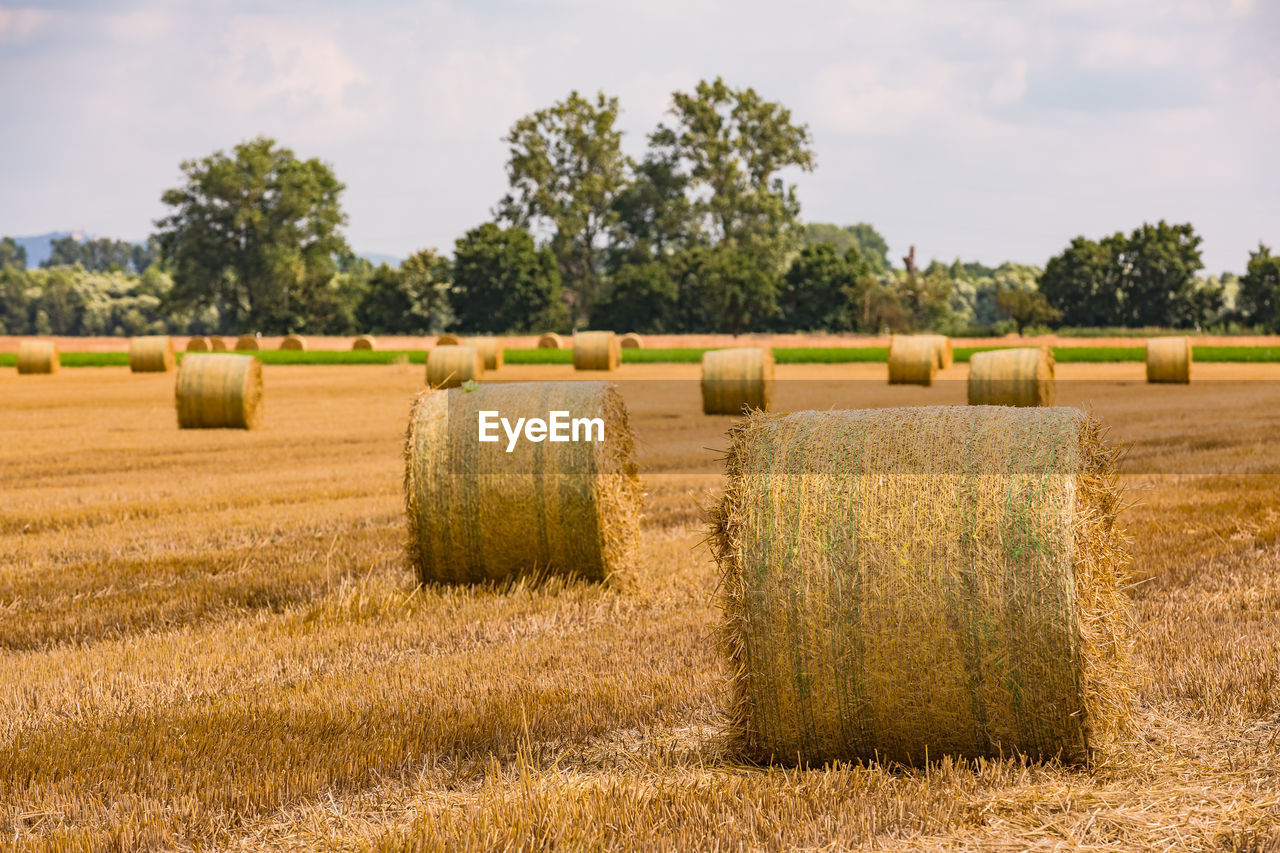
[
  {"x1": 280, "y1": 334, "x2": 306, "y2": 351},
  {"x1": 426, "y1": 345, "x2": 484, "y2": 389},
  {"x1": 620, "y1": 333, "x2": 643, "y2": 349},
  {"x1": 968, "y1": 347, "x2": 1056, "y2": 406},
  {"x1": 129, "y1": 336, "x2": 175, "y2": 373},
  {"x1": 185, "y1": 337, "x2": 210, "y2": 353},
  {"x1": 352, "y1": 335, "x2": 376, "y2": 350},
  {"x1": 404, "y1": 381, "x2": 642, "y2": 584},
  {"x1": 175, "y1": 354, "x2": 263, "y2": 430},
  {"x1": 1146, "y1": 337, "x2": 1192, "y2": 384},
  {"x1": 574, "y1": 331, "x2": 620, "y2": 371},
  {"x1": 887, "y1": 336, "x2": 938, "y2": 386},
  {"x1": 235, "y1": 334, "x2": 260, "y2": 351},
  {"x1": 16, "y1": 341, "x2": 58, "y2": 374},
  {"x1": 701, "y1": 348, "x2": 774, "y2": 415},
  {"x1": 712, "y1": 405, "x2": 1133, "y2": 766},
  {"x1": 538, "y1": 332, "x2": 564, "y2": 349},
  {"x1": 474, "y1": 336, "x2": 504, "y2": 370}
]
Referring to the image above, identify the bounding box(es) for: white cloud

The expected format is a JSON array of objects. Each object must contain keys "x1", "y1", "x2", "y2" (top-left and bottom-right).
[{"x1": 0, "y1": 7, "x2": 54, "y2": 43}]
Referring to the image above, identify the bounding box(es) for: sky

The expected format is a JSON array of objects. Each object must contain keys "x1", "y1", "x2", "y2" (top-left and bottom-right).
[{"x1": 0, "y1": 0, "x2": 1277, "y2": 273}]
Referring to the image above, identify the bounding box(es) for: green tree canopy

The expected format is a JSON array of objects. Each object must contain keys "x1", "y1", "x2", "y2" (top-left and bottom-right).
[
  {"x1": 44, "y1": 236, "x2": 156, "y2": 273},
  {"x1": 0, "y1": 237, "x2": 26, "y2": 271},
  {"x1": 591, "y1": 261, "x2": 677, "y2": 334},
  {"x1": 802, "y1": 223, "x2": 890, "y2": 272},
  {"x1": 450, "y1": 223, "x2": 566, "y2": 333},
  {"x1": 356, "y1": 249, "x2": 452, "y2": 334},
  {"x1": 1238, "y1": 243, "x2": 1280, "y2": 331},
  {"x1": 777, "y1": 243, "x2": 871, "y2": 331},
  {"x1": 672, "y1": 244, "x2": 777, "y2": 335}
]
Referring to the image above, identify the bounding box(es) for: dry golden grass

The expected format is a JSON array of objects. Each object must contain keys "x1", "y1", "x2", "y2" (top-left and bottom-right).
[{"x1": 1, "y1": 362, "x2": 1280, "y2": 850}]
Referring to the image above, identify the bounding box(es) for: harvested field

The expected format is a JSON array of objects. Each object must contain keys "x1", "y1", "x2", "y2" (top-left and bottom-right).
[{"x1": 2, "y1": 361, "x2": 1280, "y2": 850}]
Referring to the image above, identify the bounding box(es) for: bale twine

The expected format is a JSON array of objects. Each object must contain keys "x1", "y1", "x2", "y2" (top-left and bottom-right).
[
  {"x1": 234, "y1": 334, "x2": 260, "y2": 351},
  {"x1": 16, "y1": 341, "x2": 58, "y2": 374},
  {"x1": 426, "y1": 345, "x2": 484, "y2": 389},
  {"x1": 1146, "y1": 337, "x2": 1191, "y2": 384},
  {"x1": 538, "y1": 332, "x2": 564, "y2": 349},
  {"x1": 280, "y1": 334, "x2": 306, "y2": 351},
  {"x1": 473, "y1": 336, "x2": 504, "y2": 370},
  {"x1": 175, "y1": 354, "x2": 263, "y2": 429},
  {"x1": 887, "y1": 336, "x2": 938, "y2": 386},
  {"x1": 968, "y1": 347, "x2": 1055, "y2": 407},
  {"x1": 436, "y1": 334, "x2": 461, "y2": 346},
  {"x1": 405, "y1": 381, "x2": 642, "y2": 584},
  {"x1": 928, "y1": 334, "x2": 954, "y2": 368},
  {"x1": 620, "y1": 332, "x2": 643, "y2": 349},
  {"x1": 702, "y1": 348, "x2": 775, "y2": 415},
  {"x1": 185, "y1": 336, "x2": 211, "y2": 353},
  {"x1": 209, "y1": 337, "x2": 228, "y2": 352},
  {"x1": 129, "y1": 336, "x2": 175, "y2": 373},
  {"x1": 353, "y1": 335, "x2": 376, "y2": 350},
  {"x1": 573, "y1": 331, "x2": 620, "y2": 371},
  {"x1": 712, "y1": 405, "x2": 1132, "y2": 766}
]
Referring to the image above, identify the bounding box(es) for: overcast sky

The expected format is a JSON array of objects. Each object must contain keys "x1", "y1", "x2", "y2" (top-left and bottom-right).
[{"x1": 1, "y1": 0, "x2": 1276, "y2": 273}]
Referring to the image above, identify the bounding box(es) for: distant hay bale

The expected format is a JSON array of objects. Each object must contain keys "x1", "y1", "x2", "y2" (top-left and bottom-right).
[
  {"x1": 701, "y1": 348, "x2": 774, "y2": 415},
  {"x1": 713, "y1": 405, "x2": 1133, "y2": 766},
  {"x1": 129, "y1": 336, "x2": 175, "y2": 373},
  {"x1": 426, "y1": 345, "x2": 484, "y2": 389},
  {"x1": 927, "y1": 334, "x2": 954, "y2": 368},
  {"x1": 209, "y1": 337, "x2": 228, "y2": 352},
  {"x1": 1146, "y1": 337, "x2": 1191, "y2": 384},
  {"x1": 887, "y1": 335, "x2": 938, "y2": 386},
  {"x1": 473, "y1": 336, "x2": 504, "y2": 370},
  {"x1": 234, "y1": 334, "x2": 260, "y2": 351},
  {"x1": 538, "y1": 332, "x2": 564, "y2": 349},
  {"x1": 573, "y1": 331, "x2": 620, "y2": 371},
  {"x1": 175, "y1": 354, "x2": 263, "y2": 430},
  {"x1": 405, "y1": 381, "x2": 642, "y2": 584},
  {"x1": 353, "y1": 335, "x2": 376, "y2": 350},
  {"x1": 280, "y1": 334, "x2": 306, "y2": 351},
  {"x1": 968, "y1": 347, "x2": 1055, "y2": 407},
  {"x1": 620, "y1": 332, "x2": 643, "y2": 349},
  {"x1": 436, "y1": 334, "x2": 461, "y2": 346},
  {"x1": 16, "y1": 341, "x2": 58, "y2": 374},
  {"x1": 185, "y1": 337, "x2": 210, "y2": 353}
]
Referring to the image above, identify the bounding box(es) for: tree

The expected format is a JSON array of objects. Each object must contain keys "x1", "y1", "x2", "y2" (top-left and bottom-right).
[
  {"x1": 803, "y1": 223, "x2": 890, "y2": 272},
  {"x1": 1038, "y1": 235, "x2": 1125, "y2": 327},
  {"x1": 777, "y1": 243, "x2": 870, "y2": 331},
  {"x1": 609, "y1": 150, "x2": 695, "y2": 265},
  {"x1": 356, "y1": 249, "x2": 452, "y2": 334},
  {"x1": 672, "y1": 244, "x2": 777, "y2": 335},
  {"x1": 450, "y1": 224, "x2": 566, "y2": 333},
  {"x1": 591, "y1": 262, "x2": 677, "y2": 333},
  {"x1": 497, "y1": 91, "x2": 630, "y2": 324},
  {"x1": 0, "y1": 237, "x2": 26, "y2": 270},
  {"x1": 1118, "y1": 221, "x2": 1205, "y2": 327},
  {"x1": 994, "y1": 286, "x2": 1061, "y2": 334},
  {"x1": 155, "y1": 136, "x2": 349, "y2": 333},
  {"x1": 1238, "y1": 243, "x2": 1280, "y2": 331}
]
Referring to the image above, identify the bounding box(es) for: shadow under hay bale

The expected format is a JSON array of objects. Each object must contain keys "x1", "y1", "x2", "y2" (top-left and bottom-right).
[
  {"x1": 701, "y1": 347, "x2": 774, "y2": 415},
  {"x1": 129, "y1": 336, "x2": 175, "y2": 373},
  {"x1": 16, "y1": 341, "x2": 58, "y2": 374},
  {"x1": 712, "y1": 405, "x2": 1133, "y2": 766},
  {"x1": 887, "y1": 335, "x2": 938, "y2": 386},
  {"x1": 573, "y1": 331, "x2": 620, "y2": 371},
  {"x1": 426, "y1": 345, "x2": 483, "y2": 389},
  {"x1": 175, "y1": 354, "x2": 263, "y2": 430},
  {"x1": 968, "y1": 347, "x2": 1055, "y2": 406},
  {"x1": 1146, "y1": 337, "x2": 1191, "y2": 384}
]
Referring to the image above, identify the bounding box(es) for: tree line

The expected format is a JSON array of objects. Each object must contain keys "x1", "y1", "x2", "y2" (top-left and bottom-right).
[{"x1": 1, "y1": 77, "x2": 1278, "y2": 337}]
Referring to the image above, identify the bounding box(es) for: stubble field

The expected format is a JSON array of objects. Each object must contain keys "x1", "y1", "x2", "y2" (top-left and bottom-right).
[{"x1": 2, "y1": 362, "x2": 1280, "y2": 851}]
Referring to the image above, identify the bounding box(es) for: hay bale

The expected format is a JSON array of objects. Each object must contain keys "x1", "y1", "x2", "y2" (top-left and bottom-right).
[
  {"x1": 209, "y1": 337, "x2": 228, "y2": 352},
  {"x1": 928, "y1": 334, "x2": 954, "y2": 368},
  {"x1": 280, "y1": 334, "x2": 306, "y2": 351},
  {"x1": 702, "y1": 348, "x2": 774, "y2": 415},
  {"x1": 129, "y1": 336, "x2": 175, "y2": 373},
  {"x1": 712, "y1": 405, "x2": 1132, "y2": 766},
  {"x1": 968, "y1": 347, "x2": 1055, "y2": 406},
  {"x1": 234, "y1": 334, "x2": 260, "y2": 351},
  {"x1": 353, "y1": 335, "x2": 376, "y2": 350},
  {"x1": 620, "y1": 332, "x2": 643, "y2": 349},
  {"x1": 175, "y1": 354, "x2": 263, "y2": 429},
  {"x1": 538, "y1": 332, "x2": 564, "y2": 349},
  {"x1": 185, "y1": 336, "x2": 210, "y2": 353},
  {"x1": 887, "y1": 335, "x2": 938, "y2": 386},
  {"x1": 573, "y1": 331, "x2": 620, "y2": 371},
  {"x1": 1146, "y1": 337, "x2": 1191, "y2": 384},
  {"x1": 16, "y1": 341, "x2": 58, "y2": 374},
  {"x1": 426, "y1": 345, "x2": 484, "y2": 389},
  {"x1": 436, "y1": 334, "x2": 461, "y2": 346},
  {"x1": 473, "y1": 336, "x2": 504, "y2": 370},
  {"x1": 405, "y1": 381, "x2": 642, "y2": 584}
]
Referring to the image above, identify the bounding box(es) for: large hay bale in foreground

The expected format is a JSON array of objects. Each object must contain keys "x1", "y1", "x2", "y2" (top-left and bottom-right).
[
  {"x1": 887, "y1": 336, "x2": 938, "y2": 386},
  {"x1": 702, "y1": 348, "x2": 774, "y2": 415},
  {"x1": 129, "y1": 336, "x2": 175, "y2": 373},
  {"x1": 234, "y1": 334, "x2": 260, "y2": 351},
  {"x1": 573, "y1": 331, "x2": 620, "y2": 371},
  {"x1": 968, "y1": 347, "x2": 1055, "y2": 406},
  {"x1": 927, "y1": 334, "x2": 954, "y2": 368},
  {"x1": 186, "y1": 337, "x2": 210, "y2": 353},
  {"x1": 713, "y1": 405, "x2": 1132, "y2": 766},
  {"x1": 474, "y1": 336, "x2": 503, "y2": 370},
  {"x1": 405, "y1": 381, "x2": 642, "y2": 584},
  {"x1": 436, "y1": 333, "x2": 461, "y2": 346},
  {"x1": 175, "y1": 354, "x2": 263, "y2": 429},
  {"x1": 280, "y1": 334, "x2": 306, "y2": 351},
  {"x1": 538, "y1": 332, "x2": 564, "y2": 349},
  {"x1": 620, "y1": 332, "x2": 643, "y2": 349},
  {"x1": 426, "y1": 345, "x2": 484, "y2": 388},
  {"x1": 353, "y1": 335, "x2": 376, "y2": 350},
  {"x1": 1146, "y1": 337, "x2": 1191, "y2": 384},
  {"x1": 16, "y1": 341, "x2": 58, "y2": 374},
  {"x1": 209, "y1": 337, "x2": 228, "y2": 352}
]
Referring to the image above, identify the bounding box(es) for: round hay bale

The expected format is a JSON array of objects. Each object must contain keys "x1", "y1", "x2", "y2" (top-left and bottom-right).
[
  {"x1": 712, "y1": 405, "x2": 1133, "y2": 766},
  {"x1": 537, "y1": 332, "x2": 564, "y2": 350},
  {"x1": 436, "y1": 333, "x2": 461, "y2": 346},
  {"x1": 1146, "y1": 337, "x2": 1191, "y2": 384},
  {"x1": 405, "y1": 381, "x2": 642, "y2": 584},
  {"x1": 968, "y1": 347, "x2": 1055, "y2": 407},
  {"x1": 175, "y1": 354, "x2": 263, "y2": 429},
  {"x1": 620, "y1": 332, "x2": 643, "y2": 349},
  {"x1": 16, "y1": 341, "x2": 58, "y2": 374},
  {"x1": 928, "y1": 334, "x2": 954, "y2": 368},
  {"x1": 573, "y1": 331, "x2": 620, "y2": 371},
  {"x1": 887, "y1": 335, "x2": 938, "y2": 386},
  {"x1": 129, "y1": 336, "x2": 175, "y2": 373},
  {"x1": 279, "y1": 334, "x2": 306, "y2": 351},
  {"x1": 426, "y1": 345, "x2": 484, "y2": 389},
  {"x1": 353, "y1": 334, "x2": 376, "y2": 350},
  {"x1": 209, "y1": 337, "x2": 229, "y2": 352},
  {"x1": 473, "y1": 336, "x2": 504, "y2": 370},
  {"x1": 234, "y1": 334, "x2": 260, "y2": 351},
  {"x1": 185, "y1": 336, "x2": 211, "y2": 353},
  {"x1": 701, "y1": 348, "x2": 774, "y2": 415}
]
